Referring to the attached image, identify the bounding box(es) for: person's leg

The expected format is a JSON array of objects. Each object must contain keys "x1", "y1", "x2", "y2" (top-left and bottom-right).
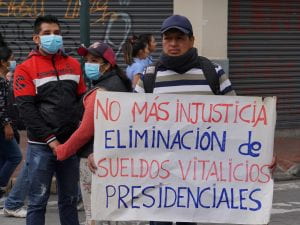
[
  {"x1": 150, "y1": 222, "x2": 173, "y2": 225},
  {"x1": 77, "y1": 159, "x2": 84, "y2": 211},
  {"x1": 79, "y1": 158, "x2": 93, "y2": 225},
  {"x1": 55, "y1": 155, "x2": 80, "y2": 225},
  {"x1": 176, "y1": 223, "x2": 196, "y2": 225},
  {"x1": 0, "y1": 157, "x2": 6, "y2": 199},
  {"x1": 0, "y1": 157, "x2": 5, "y2": 173},
  {"x1": 0, "y1": 133, "x2": 22, "y2": 188},
  {"x1": 26, "y1": 144, "x2": 55, "y2": 225},
  {"x1": 4, "y1": 147, "x2": 31, "y2": 210}
]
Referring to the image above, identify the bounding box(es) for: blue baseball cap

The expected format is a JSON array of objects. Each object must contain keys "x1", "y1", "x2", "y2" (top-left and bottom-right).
[{"x1": 161, "y1": 15, "x2": 193, "y2": 35}]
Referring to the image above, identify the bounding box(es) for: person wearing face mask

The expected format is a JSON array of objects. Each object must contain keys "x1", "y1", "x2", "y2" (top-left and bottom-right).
[
  {"x1": 13, "y1": 15, "x2": 86, "y2": 225},
  {"x1": 54, "y1": 41, "x2": 131, "y2": 225},
  {"x1": 0, "y1": 34, "x2": 22, "y2": 206},
  {"x1": 0, "y1": 35, "x2": 28, "y2": 219}
]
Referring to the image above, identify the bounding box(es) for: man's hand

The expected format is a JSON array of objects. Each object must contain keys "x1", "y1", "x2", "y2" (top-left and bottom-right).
[
  {"x1": 4, "y1": 123, "x2": 14, "y2": 140},
  {"x1": 6, "y1": 71, "x2": 13, "y2": 81},
  {"x1": 48, "y1": 140, "x2": 60, "y2": 156},
  {"x1": 269, "y1": 155, "x2": 277, "y2": 175},
  {"x1": 87, "y1": 153, "x2": 97, "y2": 173}
]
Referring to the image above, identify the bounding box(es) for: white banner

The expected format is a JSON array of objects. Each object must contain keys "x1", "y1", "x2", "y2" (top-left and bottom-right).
[{"x1": 92, "y1": 92, "x2": 276, "y2": 224}]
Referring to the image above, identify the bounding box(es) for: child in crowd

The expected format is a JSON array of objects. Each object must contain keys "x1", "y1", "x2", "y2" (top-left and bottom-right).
[
  {"x1": 122, "y1": 35, "x2": 150, "y2": 88},
  {"x1": 139, "y1": 33, "x2": 157, "y2": 65}
]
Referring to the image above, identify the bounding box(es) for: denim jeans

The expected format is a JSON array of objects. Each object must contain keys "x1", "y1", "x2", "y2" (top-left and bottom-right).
[
  {"x1": 4, "y1": 147, "x2": 30, "y2": 210},
  {"x1": 0, "y1": 131, "x2": 22, "y2": 188},
  {"x1": 26, "y1": 143, "x2": 79, "y2": 225}
]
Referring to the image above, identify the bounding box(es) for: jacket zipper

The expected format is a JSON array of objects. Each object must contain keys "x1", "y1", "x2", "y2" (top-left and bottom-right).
[{"x1": 51, "y1": 55, "x2": 60, "y2": 80}]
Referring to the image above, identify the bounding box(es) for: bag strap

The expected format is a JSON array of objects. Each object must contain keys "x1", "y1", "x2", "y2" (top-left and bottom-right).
[
  {"x1": 143, "y1": 62, "x2": 160, "y2": 93},
  {"x1": 198, "y1": 56, "x2": 221, "y2": 95}
]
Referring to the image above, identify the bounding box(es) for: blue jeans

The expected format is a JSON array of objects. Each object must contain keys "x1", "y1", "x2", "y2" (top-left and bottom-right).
[
  {"x1": 4, "y1": 147, "x2": 30, "y2": 210},
  {"x1": 26, "y1": 144, "x2": 79, "y2": 225},
  {"x1": 0, "y1": 131, "x2": 22, "y2": 188}
]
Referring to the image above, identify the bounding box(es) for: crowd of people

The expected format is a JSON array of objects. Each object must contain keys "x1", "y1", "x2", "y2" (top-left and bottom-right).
[{"x1": 0, "y1": 13, "x2": 275, "y2": 225}]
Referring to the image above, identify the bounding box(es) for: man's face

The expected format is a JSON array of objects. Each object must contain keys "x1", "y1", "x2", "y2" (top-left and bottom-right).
[
  {"x1": 33, "y1": 23, "x2": 61, "y2": 45},
  {"x1": 162, "y1": 29, "x2": 194, "y2": 56}
]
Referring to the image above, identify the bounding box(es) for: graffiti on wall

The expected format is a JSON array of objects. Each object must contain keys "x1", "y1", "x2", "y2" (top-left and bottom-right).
[
  {"x1": 0, "y1": 0, "x2": 132, "y2": 60},
  {"x1": 0, "y1": 0, "x2": 45, "y2": 17}
]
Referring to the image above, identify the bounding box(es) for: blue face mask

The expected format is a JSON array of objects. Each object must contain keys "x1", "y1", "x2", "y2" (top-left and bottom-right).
[
  {"x1": 8, "y1": 60, "x2": 16, "y2": 72},
  {"x1": 84, "y1": 63, "x2": 101, "y2": 80},
  {"x1": 40, "y1": 35, "x2": 63, "y2": 54}
]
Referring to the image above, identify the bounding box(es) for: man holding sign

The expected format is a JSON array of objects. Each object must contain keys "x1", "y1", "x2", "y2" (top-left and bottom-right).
[
  {"x1": 135, "y1": 14, "x2": 235, "y2": 225},
  {"x1": 90, "y1": 14, "x2": 276, "y2": 225}
]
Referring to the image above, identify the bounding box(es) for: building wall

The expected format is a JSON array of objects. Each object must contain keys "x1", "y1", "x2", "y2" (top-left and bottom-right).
[
  {"x1": 174, "y1": 0, "x2": 228, "y2": 58},
  {"x1": 174, "y1": 0, "x2": 229, "y2": 73},
  {"x1": 174, "y1": 0, "x2": 300, "y2": 131},
  {"x1": 0, "y1": 0, "x2": 173, "y2": 66},
  {"x1": 174, "y1": 0, "x2": 204, "y2": 53}
]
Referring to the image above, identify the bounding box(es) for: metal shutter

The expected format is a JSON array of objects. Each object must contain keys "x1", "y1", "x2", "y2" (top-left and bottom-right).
[
  {"x1": 228, "y1": 0, "x2": 300, "y2": 129},
  {"x1": 0, "y1": 0, "x2": 172, "y2": 65}
]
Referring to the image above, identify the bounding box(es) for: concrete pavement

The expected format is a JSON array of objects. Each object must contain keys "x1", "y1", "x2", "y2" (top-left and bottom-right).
[{"x1": 273, "y1": 136, "x2": 300, "y2": 181}]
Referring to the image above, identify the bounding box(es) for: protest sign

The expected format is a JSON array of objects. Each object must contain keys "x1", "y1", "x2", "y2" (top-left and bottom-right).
[{"x1": 91, "y1": 92, "x2": 276, "y2": 224}]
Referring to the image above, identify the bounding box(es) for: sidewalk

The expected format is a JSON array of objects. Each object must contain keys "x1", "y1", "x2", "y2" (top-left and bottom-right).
[
  {"x1": 273, "y1": 136, "x2": 300, "y2": 180},
  {"x1": 11, "y1": 130, "x2": 300, "y2": 186}
]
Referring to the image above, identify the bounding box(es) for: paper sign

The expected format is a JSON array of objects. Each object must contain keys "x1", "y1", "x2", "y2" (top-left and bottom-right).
[{"x1": 91, "y1": 92, "x2": 276, "y2": 224}]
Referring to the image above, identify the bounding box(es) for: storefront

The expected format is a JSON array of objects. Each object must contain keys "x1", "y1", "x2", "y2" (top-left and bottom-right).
[{"x1": 228, "y1": 0, "x2": 300, "y2": 129}]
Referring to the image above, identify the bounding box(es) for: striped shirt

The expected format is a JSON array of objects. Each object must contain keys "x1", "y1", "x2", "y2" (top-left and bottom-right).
[{"x1": 135, "y1": 63, "x2": 236, "y2": 96}]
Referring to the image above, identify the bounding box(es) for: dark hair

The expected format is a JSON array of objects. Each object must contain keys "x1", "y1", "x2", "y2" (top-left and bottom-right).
[
  {"x1": 122, "y1": 35, "x2": 147, "y2": 65},
  {"x1": 97, "y1": 57, "x2": 132, "y2": 92},
  {"x1": 139, "y1": 33, "x2": 154, "y2": 46},
  {"x1": 115, "y1": 65, "x2": 132, "y2": 92},
  {"x1": 0, "y1": 34, "x2": 12, "y2": 62},
  {"x1": 34, "y1": 15, "x2": 60, "y2": 34}
]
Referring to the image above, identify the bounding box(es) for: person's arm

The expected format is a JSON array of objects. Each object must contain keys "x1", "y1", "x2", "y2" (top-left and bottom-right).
[
  {"x1": 87, "y1": 153, "x2": 97, "y2": 173},
  {"x1": 0, "y1": 78, "x2": 14, "y2": 140},
  {"x1": 0, "y1": 79, "x2": 11, "y2": 123},
  {"x1": 130, "y1": 62, "x2": 145, "y2": 89},
  {"x1": 215, "y1": 64, "x2": 236, "y2": 96},
  {"x1": 14, "y1": 65, "x2": 57, "y2": 144},
  {"x1": 269, "y1": 155, "x2": 277, "y2": 175},
  {"x1": 132, "y1": 73, "x2": 142, "y2": 88},
  {"x1": 134, "y1": 74, "x2": 146, "y2": 93},
  {"x1": 55, "y1": 91, "x2": 96, "y2": 160},
  {"x1": 3, "y1": 123, "x2": 14, "y2": 140}
]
